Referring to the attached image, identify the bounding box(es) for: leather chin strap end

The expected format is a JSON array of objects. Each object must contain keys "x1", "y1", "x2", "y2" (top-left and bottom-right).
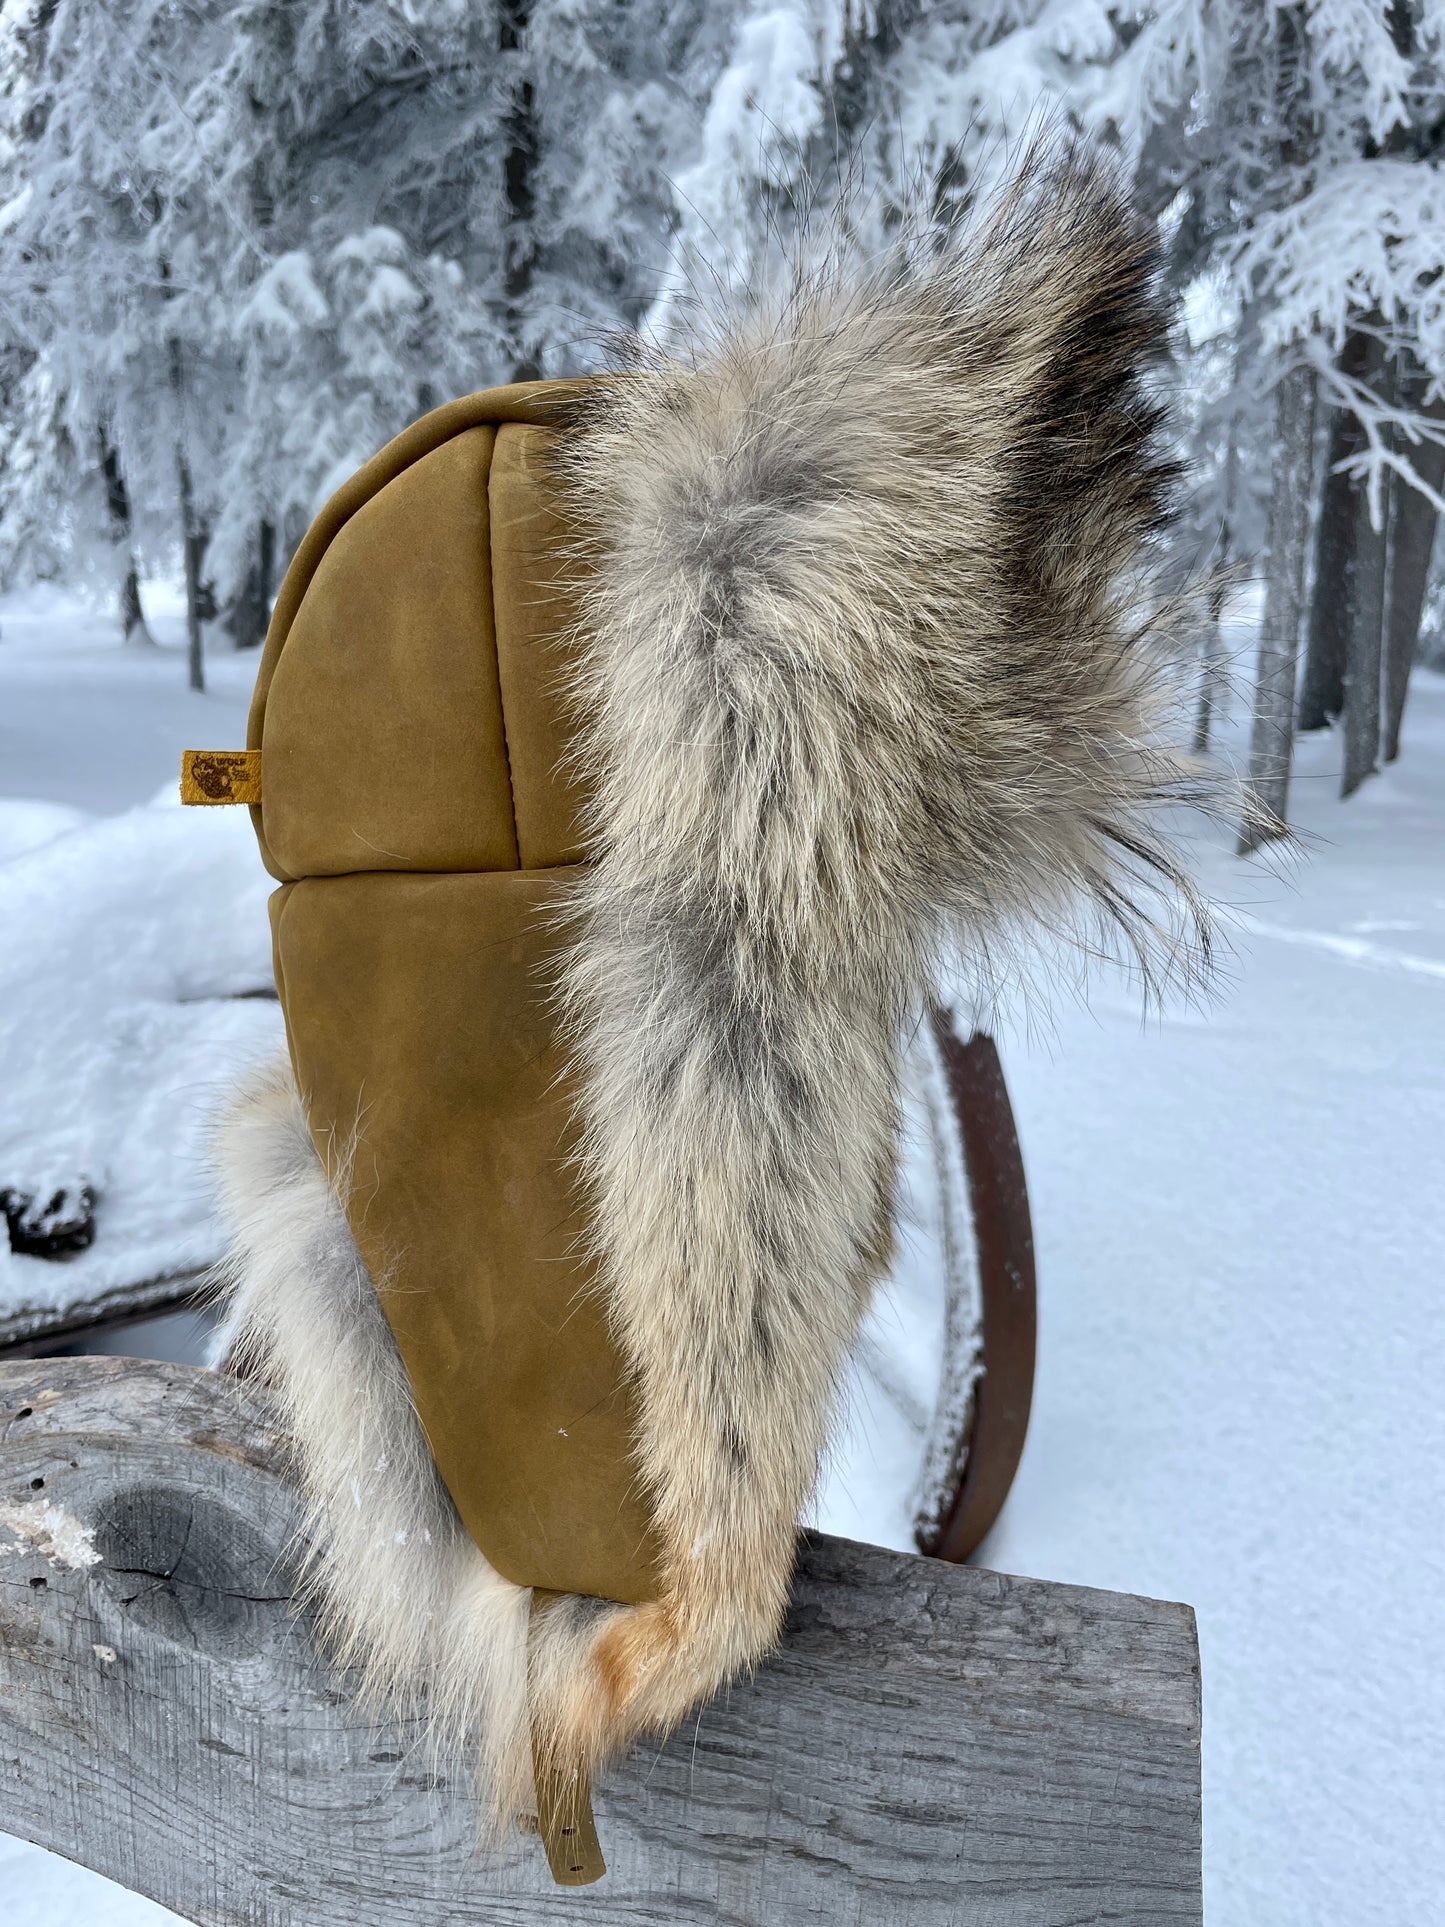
[
  {"x1": 531, "y1": 1734, "x2": 606, "y2": 1887},
  {"x1": 180, "y1": 748, "x2": 263, "y2": 805}
]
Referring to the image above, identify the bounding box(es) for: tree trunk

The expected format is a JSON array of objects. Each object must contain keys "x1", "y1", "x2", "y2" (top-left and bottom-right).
[
  {"x1": 176, "y1": 447, "x2": 206, "y2": 695},
  {"x1": 1193, "y1": 575, "x2": 1229, "y2": 756},
  {"x1": 258, "y1": 518, "x2": 275, "y2": 635},
  {"x1": 1382, "y1": 379, "x2": 1445, "y2": 762},
  {"x1": 1340, "y1": 336, "x2": 1390, "y2": 798},
  {"x1": 98, "y1": 437, "x2": 153, "y2": 645},
  {"x1": 1377, "y1": 0, "x2": 1434, "y2": 766},
  {"x1": 1298, "y1": 330, "x2": 1374, "y2": 731},
  {"x1": 223, "y1": 520, "x2": 276, "y2": 650},
  {"x1": 1239, "y1": 362, "x2": 1317, "y2": 854},
  {"x1": 1341, "y1": 493, "x2": 1385, "y2": 793},
  {"x1": 167, "y1": 336, "x2": 206, "y2": 693},
  {"x1": 1194, "y1": 421, "x2": 1239, "y2": 755},
  {"x1": 118, "y1": 563, "x2": 149, "y2": 644},
  {"x1": 499, "y1": 3, "x2": 540, "y2": 382}
]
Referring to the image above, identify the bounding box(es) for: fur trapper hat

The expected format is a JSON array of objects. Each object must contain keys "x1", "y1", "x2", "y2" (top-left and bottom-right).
[{"x1": 196, "y1": 143, "x2": 1208, "y2": 1878}]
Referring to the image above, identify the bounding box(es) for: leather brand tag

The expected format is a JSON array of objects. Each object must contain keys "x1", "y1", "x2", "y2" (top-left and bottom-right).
[{"x1": 180, "y1": 749, "x2": 263, "y2": 805}]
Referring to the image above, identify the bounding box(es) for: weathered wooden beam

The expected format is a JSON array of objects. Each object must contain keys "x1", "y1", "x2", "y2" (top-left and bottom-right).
[{"x1": 0, "y1": 1358, "x2": 1202, "y2": 1925}]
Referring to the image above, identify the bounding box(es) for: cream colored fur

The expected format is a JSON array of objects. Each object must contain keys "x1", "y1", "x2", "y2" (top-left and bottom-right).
[
  {"x1": 541, "y1": 142, "x2": 1211, "y2": 1780},
  {"x1": 210, "y1": 1058, "x2": 536, "y2": 1826},
  {"x1": 213, "y1": 143, "x2": 1213, "y2": 1826}
]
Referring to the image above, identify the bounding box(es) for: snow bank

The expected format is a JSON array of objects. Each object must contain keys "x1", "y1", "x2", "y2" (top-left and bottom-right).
[
  {"x1": 0, "y1": 790, "x2": 283, "y2": 1322},
  {"x1": 0, "y1": 798, "x2": 90, "y2": 862},
  {"x1": 0, "y1": 587, "x2": 278, "y2": 1329}
]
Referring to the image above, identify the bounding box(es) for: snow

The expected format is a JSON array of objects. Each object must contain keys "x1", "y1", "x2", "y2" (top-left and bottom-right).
[
  {"x1": 0, "y1": 1496, "x2": 103, "y2": 1570},
  {"x1": 0, "y1": 1834, "x2": 188, "y2": 1927},
  {"x1": 3, "y1": 588, "x2": 1443, "y2": 1924},
  {"x1": 0, "y1": 584, "x2": 258, "y2": 814},
  {"x1": 670, "y1": 4, "x2": 825, "y2": 240},
  {"x1": 0, "y1": 590, "x2": 280, "y2": 1331},
  {"x1": 0, "y1": 1, "x2": 741, "y2": 607},
  {"x1": 963, "y1": 665, "x2": 1445, "y2": 1927},
  {"x1": 0, "y1": 790, "x2": 281, "y2": 1318}
]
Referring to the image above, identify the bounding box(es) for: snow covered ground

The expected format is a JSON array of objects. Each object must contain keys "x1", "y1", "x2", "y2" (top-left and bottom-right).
[
  {"x1": 973, "y1": 684, "x2": 1445, "y2": 1927},
  {"x1": 0, "y1": 589, "x2": 278, "y2": 1333},
  {"x1": 0, "y1": 584, "x2": 261, "y2": 814},
  {"x1": 2, "y1": 587, "x2": 1442, "y2": 1924},
  {"x1": 1, "y1": 591, "x2": 257, "y2": 1923}
]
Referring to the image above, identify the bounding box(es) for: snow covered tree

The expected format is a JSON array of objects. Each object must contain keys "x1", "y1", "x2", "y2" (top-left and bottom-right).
[
  {"x1": 3, "y1": 0, "x2": 1441, "y2": 768},
  {"x1": 871, "y1": 0, "x2": 1445, "y2": 827},
  {"x1": 1207, "y1": 1, "x2": 1445, "y2": 811},
  {"x1": 0, "y1": 0, "x2": 738, "y2": 663},
  {"x1": 0, "y1": 0, "x2": 250, "y2": 679}
]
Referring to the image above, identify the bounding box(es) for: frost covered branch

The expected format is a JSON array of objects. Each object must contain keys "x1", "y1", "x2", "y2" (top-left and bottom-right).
[{"x1": 1304, "y1": 336, "x2": 1445, "y2": 526}]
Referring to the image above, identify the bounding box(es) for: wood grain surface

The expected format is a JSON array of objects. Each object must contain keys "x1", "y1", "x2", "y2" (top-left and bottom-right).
[{"x1": 0, "y1": 1357, "x2": 1202, "y2": 1925}]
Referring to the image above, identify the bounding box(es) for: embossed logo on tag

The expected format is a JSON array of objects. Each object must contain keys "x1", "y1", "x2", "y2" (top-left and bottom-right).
[{"x1": 180, "y1": 749, "x2": 263, "y2": 805}]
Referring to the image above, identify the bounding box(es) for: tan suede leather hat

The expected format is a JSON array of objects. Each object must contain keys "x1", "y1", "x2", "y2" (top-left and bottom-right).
[
  {"x1": 253, "y1": 381, "x2": 663, "y2": 1609},
  {"x1": 190, "y1": 146, "x2": 1203, "y2": 1889},
  {"x1": 193, "y1": 382, "x2": 663, "y2": 1615},
  {"x1": 186, "y1": 375, "x2": 1035, "y2": 1881}
]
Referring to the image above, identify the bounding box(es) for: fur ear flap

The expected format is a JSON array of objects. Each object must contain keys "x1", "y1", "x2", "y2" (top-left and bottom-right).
[{"x1": 542, "y1": 139, "x2": 1213, "y2": 1781}]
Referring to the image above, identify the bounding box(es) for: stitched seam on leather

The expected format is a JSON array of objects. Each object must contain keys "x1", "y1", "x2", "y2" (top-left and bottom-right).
[{"x1": 487, "y1": 433, "x2": 523, "y2": 868}]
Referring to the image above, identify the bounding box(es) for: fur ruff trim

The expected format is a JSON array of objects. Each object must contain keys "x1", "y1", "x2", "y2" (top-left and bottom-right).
[
  {"x1": 212, "y1": 1058, "x2": 661, "y2": 1830},
  {"x1": 210, "y1": 1059, "x2": 535, "y2": 1822},
  {"x1": 541, "y1": 142, "x2": 1208, "y2": 1780},
  {"x1": 213, "y1": 143, "x2": 1212, "y2": 1827}
]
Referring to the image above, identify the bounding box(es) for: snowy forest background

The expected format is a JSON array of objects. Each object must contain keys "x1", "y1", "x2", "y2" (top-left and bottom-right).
[
  {"x1": 2, "y1": 6, "x2": 1444, "y2": 1927},
  {"x1": 4, "y1": 0, "x2": 1445, "y2": 829}
]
